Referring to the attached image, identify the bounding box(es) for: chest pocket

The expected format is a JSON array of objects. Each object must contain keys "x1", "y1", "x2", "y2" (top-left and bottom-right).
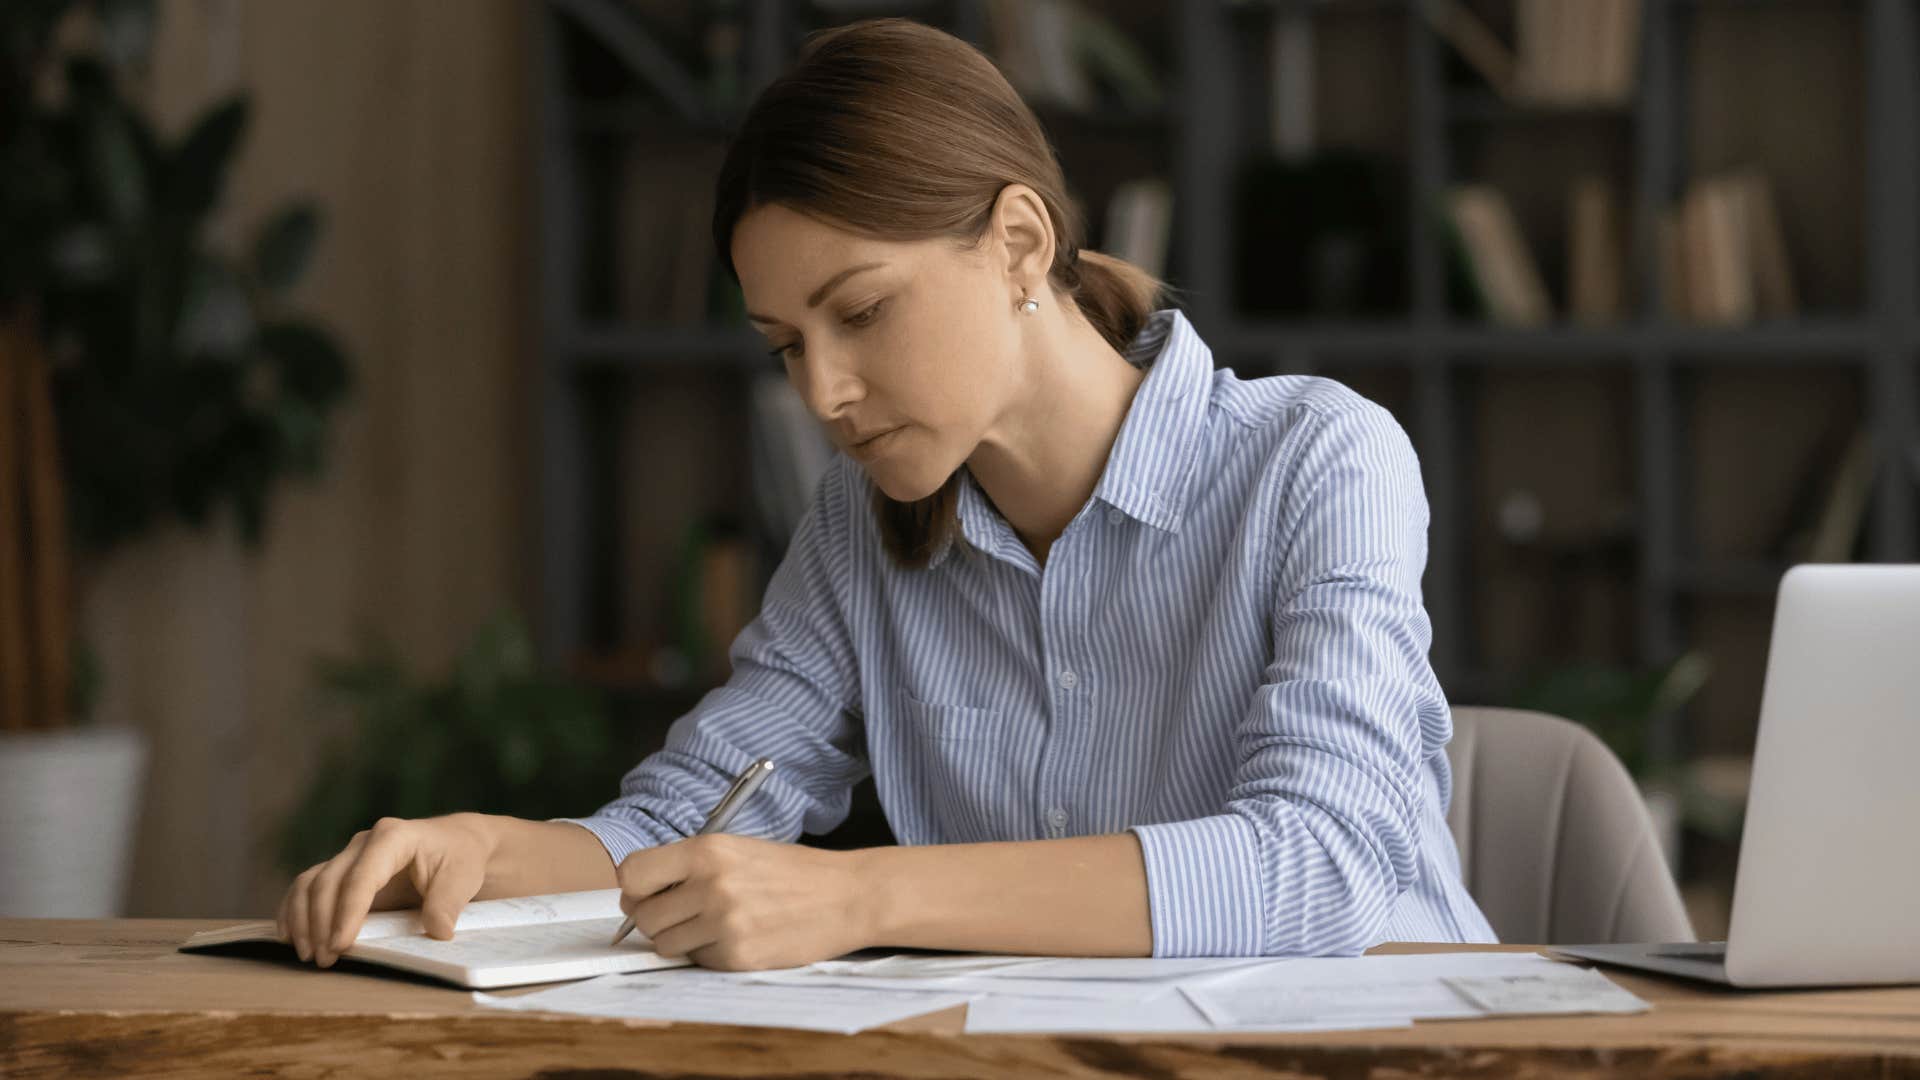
[
  {"x1": 899, "y1": 691, "x2": 1007, "y2": 741},
  {"x1": 889, "y1": 690, "x2": 1020, "y2": 843}
]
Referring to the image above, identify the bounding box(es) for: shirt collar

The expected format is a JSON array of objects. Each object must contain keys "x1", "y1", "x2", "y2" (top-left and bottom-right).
[
  {"x1": 936, "y1": 308, "x2": 1212, "y2": 568},
  {"x1": 1089, "y1": 307, "x2": 1212, "y2": 534}
]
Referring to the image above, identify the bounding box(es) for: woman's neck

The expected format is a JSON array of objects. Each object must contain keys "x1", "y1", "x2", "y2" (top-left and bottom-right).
[{"x1": 965, "y1": 307, "x2": 1147, "y2": 565}]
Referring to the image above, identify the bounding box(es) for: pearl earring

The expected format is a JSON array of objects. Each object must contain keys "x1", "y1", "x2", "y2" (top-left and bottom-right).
[{"x1": 1019, "y1": 294, "x2": 1039, "y2": 314}]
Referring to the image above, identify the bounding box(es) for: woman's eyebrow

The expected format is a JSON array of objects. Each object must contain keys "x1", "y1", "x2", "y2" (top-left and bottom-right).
[{"x1": 747, "y1": 261, "x2": 887, "y2": 325}]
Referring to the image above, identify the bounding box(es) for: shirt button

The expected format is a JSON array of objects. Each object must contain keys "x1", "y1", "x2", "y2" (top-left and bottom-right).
[
  {"x1": 1046, "y1": 807, "x2": 1068, "y2": 836},
  {"x1": 1056, "y1": 669, "x2": 1079, "y2": 690},
  {"x1": 1107, "y1": 508, "x2": 1124, "y2": 525}
]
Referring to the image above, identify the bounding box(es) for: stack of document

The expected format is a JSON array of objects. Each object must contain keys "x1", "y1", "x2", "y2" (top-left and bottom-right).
[{"x1": 474, "y1": 949, "x2": 1650, "y2": 1035}]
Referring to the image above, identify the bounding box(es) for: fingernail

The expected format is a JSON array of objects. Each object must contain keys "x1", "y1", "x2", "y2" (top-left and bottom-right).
[{"x1": 296, "y1": 944, "x2": 310, "y2": 962}]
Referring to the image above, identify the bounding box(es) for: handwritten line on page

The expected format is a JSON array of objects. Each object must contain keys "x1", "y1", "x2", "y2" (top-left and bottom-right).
[{"x1": 475, "y1": 969, "x2": 977, "y2": 1035}]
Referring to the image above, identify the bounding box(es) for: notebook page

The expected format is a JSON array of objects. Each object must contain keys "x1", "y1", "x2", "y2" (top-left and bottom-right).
[
  {"x1": 361, "y1": 915, "x2": 656, "y2": 967},
  {"x1": 352, "y1": 888, "x2": 625, "y2": 941}
]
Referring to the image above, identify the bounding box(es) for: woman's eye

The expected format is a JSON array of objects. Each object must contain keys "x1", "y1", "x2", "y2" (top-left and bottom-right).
[
  {"x1": 763, "y1": 301, "x2": 880, "y2": 368},
  {"x1": 846, "y1": 299, "x2": 884, "y2": 327}
]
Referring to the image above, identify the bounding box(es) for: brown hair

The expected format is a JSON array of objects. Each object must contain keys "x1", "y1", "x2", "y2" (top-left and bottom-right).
[{"x1": 712, "y1": 17, "x2": 1168, "y2": 568}]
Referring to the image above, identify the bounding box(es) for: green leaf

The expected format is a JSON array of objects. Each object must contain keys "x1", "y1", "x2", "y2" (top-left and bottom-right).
[
  {"x1": 252, "y1": 202, "x2": 322, "y2": 292},
  {"x1": 271, "y1": 397, "x2": 325, "y2": 473},
  {"x1": 164, "y1": 97, "x2": 248, "y2": 218},
  {"x1": 256, "y1": 320, "x2": 350, "y2": 404},
  {"x1": 87, "y1": 106, "x2": 146, "y2": 227},
  {"x1": 174, "y1": 256, "x2": 253, "y2": 356}
]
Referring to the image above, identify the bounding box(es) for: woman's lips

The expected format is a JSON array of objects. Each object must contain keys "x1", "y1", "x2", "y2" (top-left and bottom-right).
[{"x1": 850, "y1": 426, "x2": 903, "y2": 459}]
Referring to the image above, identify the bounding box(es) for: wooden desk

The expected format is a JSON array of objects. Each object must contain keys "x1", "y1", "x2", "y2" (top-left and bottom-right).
[{"x1": 4, "y1": 920, "x2": 1918, "y2": 1077}]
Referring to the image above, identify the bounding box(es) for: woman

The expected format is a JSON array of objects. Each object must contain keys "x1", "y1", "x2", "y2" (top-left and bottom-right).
[{"x1": 278, "y1": 17, "x2": 1496, "y2": 972}]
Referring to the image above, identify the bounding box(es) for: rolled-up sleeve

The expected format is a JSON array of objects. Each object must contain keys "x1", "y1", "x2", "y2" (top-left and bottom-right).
[
  {"x1": 556, "y1": 459, "x2": 869, "y2": 868},
  {"x1": 1130, "y1": 402, "x2": 1444, "y2": 956}
]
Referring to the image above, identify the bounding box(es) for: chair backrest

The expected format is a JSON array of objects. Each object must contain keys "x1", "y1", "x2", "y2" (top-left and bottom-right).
[{"x1": 1444, "y1": 706, "x2": 1695, "y2": 945}]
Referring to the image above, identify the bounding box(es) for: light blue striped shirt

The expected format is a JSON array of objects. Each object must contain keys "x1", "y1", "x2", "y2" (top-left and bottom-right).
[{"x1": 564, "y1": 307, "x2": 1498, "y2": 955}]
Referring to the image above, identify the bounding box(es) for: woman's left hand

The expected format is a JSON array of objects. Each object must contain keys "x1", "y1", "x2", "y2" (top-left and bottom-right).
[{"x1": 615, "y1": 833, "x2": 879, "y2": 970}]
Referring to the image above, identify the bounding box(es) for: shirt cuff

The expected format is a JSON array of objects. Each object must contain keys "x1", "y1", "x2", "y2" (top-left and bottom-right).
[
  {"x1": 549, "y1": 810, "x2": 680, "y2": 869},
  {"x1": 1129, "y1": 813, "x2": 1267, "y2": 957}
]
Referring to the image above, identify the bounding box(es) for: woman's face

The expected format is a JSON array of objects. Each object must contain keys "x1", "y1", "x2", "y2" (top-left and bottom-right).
[{"x1": 732, "y1": 202, "x2": 1023, "y2": 502}]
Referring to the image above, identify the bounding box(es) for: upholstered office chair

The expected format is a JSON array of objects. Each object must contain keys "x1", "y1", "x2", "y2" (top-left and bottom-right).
[{"x1": 1444, "y1": 706, "x2": 1695, "y2": 945}]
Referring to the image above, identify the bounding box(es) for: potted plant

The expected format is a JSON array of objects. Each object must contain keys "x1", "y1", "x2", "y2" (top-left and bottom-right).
[
  {"x1": 0, "y1": 0, "x2": 350, "y2": 916},
  {"x1": 1504, "y1": 651, "x2": 1718, "y2": 873},
  {"x1": 276, "y1": 614, "x2": 630, "y2": 875}
]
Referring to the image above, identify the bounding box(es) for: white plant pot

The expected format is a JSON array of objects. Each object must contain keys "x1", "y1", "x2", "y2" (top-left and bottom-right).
[{"x1": 0, "y1": 725, "x2": 149, "y2": 917}]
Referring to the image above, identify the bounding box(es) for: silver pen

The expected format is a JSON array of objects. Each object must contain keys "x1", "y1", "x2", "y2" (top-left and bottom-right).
[{"x1": 608, "y1": 757, "x2": 776, "y2": 947}]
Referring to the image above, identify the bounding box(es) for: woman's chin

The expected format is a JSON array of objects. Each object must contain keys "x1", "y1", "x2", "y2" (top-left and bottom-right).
[{"x1": 866, "y1": 459, "x2": 948, "y2": 503}]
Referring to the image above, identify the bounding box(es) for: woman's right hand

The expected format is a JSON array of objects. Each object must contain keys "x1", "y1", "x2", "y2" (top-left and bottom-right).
[{"x1": 275, "y1": 812, "x2": 497, "y2": 968}]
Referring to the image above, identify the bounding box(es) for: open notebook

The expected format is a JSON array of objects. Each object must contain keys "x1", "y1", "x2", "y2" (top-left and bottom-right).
[{"x1": 178, "y1": 888, "x2": 691, "y2": 989}]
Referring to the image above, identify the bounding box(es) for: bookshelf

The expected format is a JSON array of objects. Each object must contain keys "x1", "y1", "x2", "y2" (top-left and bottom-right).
[{"x1": 533, "y1": 0, "x2": 1920, "y2": 864}]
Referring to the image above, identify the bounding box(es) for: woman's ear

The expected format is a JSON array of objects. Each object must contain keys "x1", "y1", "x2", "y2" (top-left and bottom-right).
[{"x1": 990, "y1": 183, "x2": 1056, "y2": 293}]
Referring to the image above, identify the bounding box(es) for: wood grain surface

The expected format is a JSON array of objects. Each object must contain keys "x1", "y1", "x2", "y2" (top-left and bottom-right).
[{"x1": 4, "y1": 920, "x2": 1919, "y2": 1078}]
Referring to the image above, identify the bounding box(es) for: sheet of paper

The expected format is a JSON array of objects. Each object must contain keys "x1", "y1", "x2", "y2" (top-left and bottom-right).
[
  {"x1": 474, "y1": 968, "x2": 977, "y2": 1034},
  {"x1": 805, "y1": 953, "x2": 1051, "y2": 978},
  {"x1": 1444, "y1": 967, "x2": 1651, "y2": 1016},
  {"x1": 748, "y1": 968, "x2": 1165, "y2": 1003},
  {"x1": 961, "y1": 989, "x2": 1411, "y2": 1034},
  {"x1": 1181, "y1": 951, "x2": 1575, "y2": 1026},
  {"x1": 1004, "y1": 956, "x2": 1277, "y2": 982},
  {"x1": 962, "y1": 988, "x2": 1217, "y2": 1033},
  {"x1": 797, "y1": 953, "x2": 1271, "y2": 984}
]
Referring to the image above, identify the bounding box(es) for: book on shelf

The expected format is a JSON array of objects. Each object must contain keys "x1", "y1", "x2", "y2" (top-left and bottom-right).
[
  {"x1": 1103, "y1": 176, "x2": 1171, "y2": 279},
  {"x1": 1802, "y1": 429, "x2": 1876, "y2": 564},
  {"x1": 1506, "y1": 0, "x2": 1640, "y2": 106},
  {"x1": 1445, "y1": 184, "x2": 1552, "y2": 326},
  {"x1": 1681, "y1": 175, "x2": 1752, "y2": 325},
  {"x1": 1738, "y1": 169, "x2": 1800, "y2": 318},
  {"x1": 1269, "y1": 4, "x2": 1316, "y2": 156},
  {"x1": 1670, "y1": 169, "x2": 1798, "y2": 325},
  {"x1": 1771, "y1": 427, "x2": 1876, "y2": 565},
  {"x1": 1567, "y1": 174, "x2": 1625, "y2": 324},
  {"x1": 672, "y1": 514, "x2": 759, "y2": 681},
  {"x1": 1424, "y1": 0, "x2": 1517, "y2": 98}
]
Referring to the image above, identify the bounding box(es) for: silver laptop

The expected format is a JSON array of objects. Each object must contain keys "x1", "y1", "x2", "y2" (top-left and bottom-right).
[{"x1": 1553, "y1": 564, "x2": 1920, "y2": 988}]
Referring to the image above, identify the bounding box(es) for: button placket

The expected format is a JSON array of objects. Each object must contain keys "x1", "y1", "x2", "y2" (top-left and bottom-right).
[{"x1": 1035, "y1": 536, "x2": 1088, "y2": 843}]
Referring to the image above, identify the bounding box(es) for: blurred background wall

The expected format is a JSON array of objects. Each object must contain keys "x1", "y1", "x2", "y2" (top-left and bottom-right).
[{"x1": 85, "y1": 0, "x2": 530, "y2": 916}]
